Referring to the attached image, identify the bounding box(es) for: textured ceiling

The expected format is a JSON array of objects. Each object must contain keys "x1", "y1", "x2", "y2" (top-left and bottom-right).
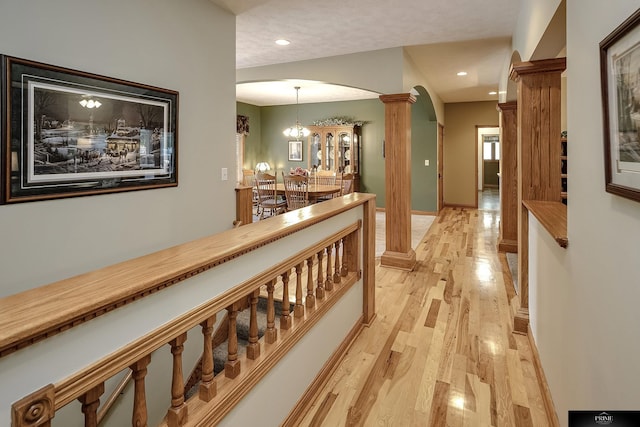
[{"x1": 212, "y1": 0, "x2": 521, "y2": 104}]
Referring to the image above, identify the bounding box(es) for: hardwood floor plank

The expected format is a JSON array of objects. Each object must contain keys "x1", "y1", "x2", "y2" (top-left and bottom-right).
[
  {"x1": 308, "y1": 392, "x2": 338, "y2": 427},
  {"x1": 424, "y1": 298, "x2": 441, "y2": 328},
  {"x1": 428, "y1": 380, "x2": 450, "y2": 427},
  {"x1": 293, "y1": 205, "x2": 552, "y2": 426},
  {"x1": 513, "y1": 404, "x2": 535, "y2": 427}
]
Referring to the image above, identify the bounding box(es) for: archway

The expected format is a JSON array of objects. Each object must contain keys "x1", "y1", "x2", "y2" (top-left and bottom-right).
[{"x1": 410, "y1": 86, "x2": 438, "y2": 213}]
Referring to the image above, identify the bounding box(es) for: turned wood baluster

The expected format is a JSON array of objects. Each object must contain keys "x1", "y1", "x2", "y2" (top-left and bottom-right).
[
  {"x1": 316, "y1": 250, "x2": 325, "y2": 299},
  {"x1": 341, "y1": 235, "x2": 350, "y2": 277},
  {"x1": 294, "y1": 263, "x2": 304, "y2": 317},
  {"x1": 333, "y1": 239, "x2": 342, "y2": 284},
  {"x1": 246, "y1": 289, "x2": 261, "y2": 359},
  {"x1": 265, "y1": 279, "x2": 278, "y2": 344},
  {"x1": 167, "y1": 333, "x2": 188, "y2": 426},
  {"x1": 225, "y1": 303, "x2": 241, "y2": 379},
  {"x1": 325, "y1": 245, "x2": 333, "y2": 291},
  {"x1": 305, "y1": 257, "x2": 315, "y2": 308},
  {"x1": 130, "y1": 354, "x2": 151, "y2": 427},
  {"x1": 78, "y1": 383, "x2": 104, "y2": 427},
  {"x1": 280, "y1": 270, "x2": 292, "y2": 330},
  {"x1": 199, "y1": 315, "x2": 216, "y2": 401}
]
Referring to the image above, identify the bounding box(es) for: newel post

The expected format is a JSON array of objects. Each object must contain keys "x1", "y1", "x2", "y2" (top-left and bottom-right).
[
  {"x1": 379, "y1": 93, "x2": 416, "y2": 271},
  {"x1": 11, "y1": 384, "x2": 55, "y2": 427}
]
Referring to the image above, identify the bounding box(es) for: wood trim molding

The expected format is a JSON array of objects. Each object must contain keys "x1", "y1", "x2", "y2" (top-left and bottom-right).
[
  {"x1": 509, "y1": 57, "x2": 566, "y2": 81},
  {"x1": 379, "y1": 93, "x2": 416, "y2": 104},
  {"x1": 527, "y1": 325, "x2": 560, "y2": 427},
  {"x1": 497, "y1": 101, "x2": 518, "y2": 253},
  {"x1": 443, "y1": 203, "x2": 476, "y2": 209},
  {"x1": 497, "y1": 239, "x2": 518, "y2": 253},
  {"x1": 514, "y1": 308, "x2": 530, "y2": 335},
  {"x1": 362, "y1": 199, "x2": 377, "y2": 324},
  {"x1": 497, "y1": 101, "x2": 517, "y2": 111}
]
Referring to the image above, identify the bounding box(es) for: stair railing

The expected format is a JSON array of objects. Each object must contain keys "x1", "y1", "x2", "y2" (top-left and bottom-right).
[{"x1": 1, "y1": 193, "x2": 376, "y2": 427}]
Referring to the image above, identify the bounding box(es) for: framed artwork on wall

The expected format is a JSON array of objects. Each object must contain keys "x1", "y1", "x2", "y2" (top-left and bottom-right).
[
  {"x1": 1, "y1": 55, "x2": 178, "y2": 204},
  {"x1": 288, "y1": 140, "x2": 302, "y2": 161},
  {"x1": 600, "y1": 8, "x2": 640, "y2": 202}
]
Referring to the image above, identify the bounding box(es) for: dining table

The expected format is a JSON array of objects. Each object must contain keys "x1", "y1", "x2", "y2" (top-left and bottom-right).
[{"x1": 275, "y1": 182, "x2": 341, "y2": 203}]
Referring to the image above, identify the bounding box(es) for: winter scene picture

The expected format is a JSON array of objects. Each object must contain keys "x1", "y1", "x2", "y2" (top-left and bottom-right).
[
  {"x1": 614, "y1": 39, "x2": 640, "y2": 166},
  {"x1": 26, "y1": 82, "x2": 173, "y2": 184}
]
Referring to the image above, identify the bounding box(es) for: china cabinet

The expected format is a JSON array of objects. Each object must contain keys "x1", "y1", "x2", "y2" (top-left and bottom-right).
[{"x1": 307, "y1": 125, "x2": 361, "y2": 190}]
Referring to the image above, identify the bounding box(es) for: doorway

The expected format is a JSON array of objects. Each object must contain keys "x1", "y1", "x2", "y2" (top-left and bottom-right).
[{"x1": 476, "y1": 126, "x2": 500, "y2": 196}]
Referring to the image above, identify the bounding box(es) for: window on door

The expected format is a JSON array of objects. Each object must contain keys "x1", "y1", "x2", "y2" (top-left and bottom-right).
[{"x1": 483, "y1": 135, "x2": 500, "y2": 160}]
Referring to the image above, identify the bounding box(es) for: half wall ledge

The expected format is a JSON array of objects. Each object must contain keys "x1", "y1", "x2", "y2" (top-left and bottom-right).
[{"x1": 522, "y1": 200, "x2": 568, "y2": 248}]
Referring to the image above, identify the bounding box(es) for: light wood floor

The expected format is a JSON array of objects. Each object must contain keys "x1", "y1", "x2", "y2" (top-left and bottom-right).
[{"x1": 296, "y1": 206, "x2": 548, "y2": 426}]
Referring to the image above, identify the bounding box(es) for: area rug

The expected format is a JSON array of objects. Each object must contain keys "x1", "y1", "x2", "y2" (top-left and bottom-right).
[{"x1": 375, "y1": 212, "x2": 436, "y2": 258}]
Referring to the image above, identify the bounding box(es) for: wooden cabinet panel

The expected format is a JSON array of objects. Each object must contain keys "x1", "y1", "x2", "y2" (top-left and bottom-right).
[{"x1": 307, "y1": 125, "x2": 361, "y2": 190}]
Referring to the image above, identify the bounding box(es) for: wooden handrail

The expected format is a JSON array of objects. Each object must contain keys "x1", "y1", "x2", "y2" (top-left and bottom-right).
[
  {"x1": 3, "y1": 193, "x2": 376, "y2": 427},
  {"x1": 0, "y1": 193, "x2": 374, "y2": 358}
]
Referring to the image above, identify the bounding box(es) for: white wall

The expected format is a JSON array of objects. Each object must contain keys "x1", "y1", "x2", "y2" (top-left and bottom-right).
[
  {"x1": 0, "y1": 0, "x2": 237, "y2": 296},
  {"x1": 512, "y1": 0, "x2": 563, "y2": 62},
  {"x1": 237, "y1": 48, "x2": 405, "y2": 98},
  {"x1": 523, "y1": 1, "x2": 640, "y2": 425},
  {"x1": 401, "y1": 49, "x2": 445, "y2": 124}
]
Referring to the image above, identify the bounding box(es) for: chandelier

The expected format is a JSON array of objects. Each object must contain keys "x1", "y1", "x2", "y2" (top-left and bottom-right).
[{"x1": 282, "y1": 86, "x2": 310, "y2": 140}]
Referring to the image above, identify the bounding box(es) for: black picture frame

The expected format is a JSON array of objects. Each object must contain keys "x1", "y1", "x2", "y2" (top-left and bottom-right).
[
  {"x1": 600, "y1": 8, "x2": 640, "y2": 202},
  {"x1": 1, "y1": 55, "x2": 178, "y2": 204}
]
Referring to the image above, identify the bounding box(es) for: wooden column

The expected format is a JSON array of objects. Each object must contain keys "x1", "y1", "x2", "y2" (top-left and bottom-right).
[
  {"x1": 497, "y1": 101, "x2": 518, "y2": 253},
  {"x1": 510, "y1": 57, "x2": 565, "y2": 333},
  {"x1": 234, "y1": 185, "x2": 253, "y2": 227},
  {"x1": 379, "y1": 93, "x2": 416, "y2": 271}
]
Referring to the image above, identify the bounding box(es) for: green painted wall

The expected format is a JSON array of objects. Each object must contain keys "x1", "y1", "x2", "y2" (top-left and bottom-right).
[
  {"x1": 411, "y1": 95, "x2": 438, "y2": 213},
  {"x1": 256, "y1": 99, "x2": 387, "y2": 207},
  {"x1": 236, "y1": 102, "x2": 262, "y2": 171},
  {"x1": 237, "y1": 97, "x2": 437, "y2": 211}
]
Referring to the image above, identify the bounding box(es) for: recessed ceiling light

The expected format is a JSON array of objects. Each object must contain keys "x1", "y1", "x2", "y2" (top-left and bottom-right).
[
  {"x1": 275, "y1": 39, "x2": 290, "y2": 46},
  {"x1": 489, "y1": 91, "x2": 497, "y2": 95},
  {"x1": 457, "y1": 71, "x2": 467, "y2": 76}
]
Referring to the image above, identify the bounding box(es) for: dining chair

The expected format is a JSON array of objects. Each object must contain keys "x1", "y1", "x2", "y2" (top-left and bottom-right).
[
  {"x1": 255, "y1": 172, "x2": 287, "y2": 219},
  {"x1": 242, "y1": 169, "x2": 259, "y2": 212},
  {"x1": 313, "y1": 170, "x2": 337, "y2": 201},
  {"x1": 282, "y1": 172, "x2": 309, "y2": 211},
  {"x1": 340, "y1": 173, "x2": 354, "y2": 196}
]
